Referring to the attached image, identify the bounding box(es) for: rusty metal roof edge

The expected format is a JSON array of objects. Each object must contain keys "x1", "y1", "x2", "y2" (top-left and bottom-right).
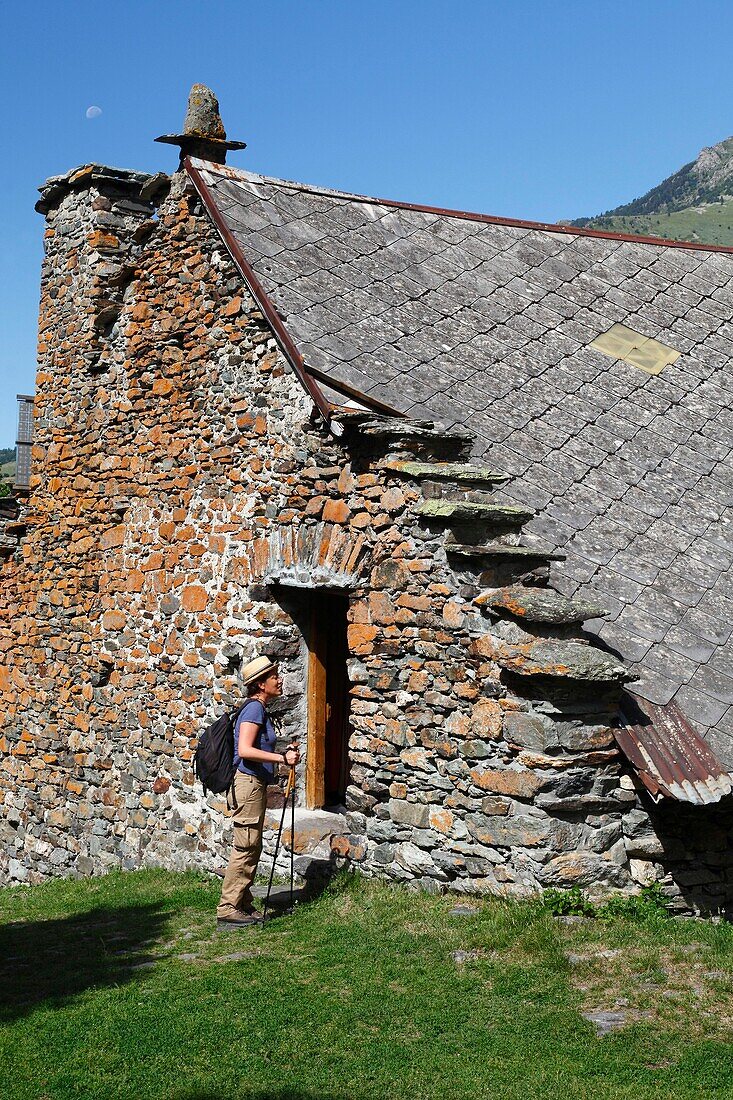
[
  {"x1": 617, "y1": 699, "x2": 733, "y2": 805},
  {"x1": 184, "y1": 157, "x2": 335, "y2": 430},
  {"x1": 188, "y1": 157, "x2": 733, "y2": 257},
  {"x1": 303, "y1": 362, "x2": 405, "y2": 418}
]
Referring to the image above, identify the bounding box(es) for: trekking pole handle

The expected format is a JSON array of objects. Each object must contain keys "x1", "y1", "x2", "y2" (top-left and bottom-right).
[
  {"x1": 282, "y1": 740, "x2": 299, "y2": 766},
  {"x1": 282, "y1": 740, "x2": 299, "y2": 797}
]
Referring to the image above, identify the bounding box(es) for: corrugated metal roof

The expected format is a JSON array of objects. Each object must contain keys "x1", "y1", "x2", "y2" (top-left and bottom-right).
[{"x1": 617, "y1": 698, "x2": 733, "y2": 805}]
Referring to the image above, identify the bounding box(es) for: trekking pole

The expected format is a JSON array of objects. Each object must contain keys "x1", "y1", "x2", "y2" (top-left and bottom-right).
[
  {"x1": 290, "y1": 758, "x2": 296, "y2": 911},
  {"x1": 262, "y1": 743, "x2": 298, "y2": 924}
]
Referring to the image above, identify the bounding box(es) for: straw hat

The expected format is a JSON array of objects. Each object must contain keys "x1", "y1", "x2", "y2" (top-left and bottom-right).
[{"x1": 241, "y1": 655, "x2": 277, "y2": 686}]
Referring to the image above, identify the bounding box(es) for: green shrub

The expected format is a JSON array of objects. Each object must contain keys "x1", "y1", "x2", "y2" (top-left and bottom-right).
[
  {"x1": 597, "y1": 882, "x2": 670, "y2": 923},
  {"x1": 541, "y1": 882, "x2": 670, "y2": 922},
  {"x1": 541, "y1": 886, "x2": 596, "y2": 917}
]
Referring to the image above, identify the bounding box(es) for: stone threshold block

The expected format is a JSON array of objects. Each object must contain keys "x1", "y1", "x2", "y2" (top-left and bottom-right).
[{"x1": 262, "y1": 808, "x2": 350, "y2": 858}]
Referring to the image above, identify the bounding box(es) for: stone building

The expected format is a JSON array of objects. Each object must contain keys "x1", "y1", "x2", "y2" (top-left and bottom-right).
[{"x1": 3, "y1": 87, "x2": 733, "y2": 909}]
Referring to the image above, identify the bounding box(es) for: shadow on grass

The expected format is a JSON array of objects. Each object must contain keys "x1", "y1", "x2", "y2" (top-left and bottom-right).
[{"x1": 0, "y1": 901, "x2": 169, "y2": 1022}]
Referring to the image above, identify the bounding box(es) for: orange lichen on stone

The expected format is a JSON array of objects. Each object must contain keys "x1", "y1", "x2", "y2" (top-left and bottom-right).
[
  {"x1": 102, "y1": 610, "x2": 126, "y2": 631},
  {"x1": 181, "y1": 585, "x2": 208, "y2": 612}
]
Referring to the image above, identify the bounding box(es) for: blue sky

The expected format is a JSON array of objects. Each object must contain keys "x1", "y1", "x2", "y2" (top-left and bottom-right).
[{"x1": 3, "y1": 0, "x2": 733, "y2": 446}]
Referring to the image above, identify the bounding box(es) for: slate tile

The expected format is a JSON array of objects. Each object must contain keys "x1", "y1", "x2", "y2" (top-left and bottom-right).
[
  {"x1": 517, "y1": 232, "x2": 567, "y2": 261},
  {"x1": 624, "y1": 533, "x2": 677, "y2": 570},
  {"x1": 317, "y1": 358, "x2": 386, "y2": 398},
  {"x1": 525, "y1": 512, "x2": 578, "y2": 550},
  {"x1": 630, "y1": 586, "x2": 687, "y2": 629},
  {"x1": 491, "y1": 322, "x2": 535, "y2": 351},
  {"x1": 552, "y1": 282, "x2": 602, "y2": 310},
  {"x1": 503, "y1": 427, "x2": 548, "y2": 457},
  {"x1": 679, "y1": 606, "x2": 733, "y2": 646},
  {"x1": 503, "y1": 480, "x2": 553, "y2": 511},
  {"x1": 640, "y1": 465, "x2": 693, "y2": 499},
  {"x1": 573, "y1": 233, "x2": 619, "y2": 260},
  {"x1": 560, "y1": 436, "x2": 600, "y2": 469},
  {"x1": 685, "y1": 537, "x2": 733, "y2": 574},
  {"x1": 673, "y1": 683, "x2": 729, "y2": 728},
  {"x1": 598, "y1": 453, "x2": 646, "y2": 487},
  {"x1": 566, "y1": 528, "x2": 622, "y2": 567},
  {"x1": 481, "y1": 444, "x2": 532, "y2": 477},
  {"x1": 413, "y1": 390, "x2": 466, "y2": 423},
  {"x1": 541, "y1": 451, "x2": 595, "y2": 489},
  {"x1": 522, "y1": 462, "x2": 574, "y2": 500},
  {"x1": 461, "y1": 234, "x2": 504, "y2": 263},
  {"x1": 703, "y1": 518, "x2": 733, "y2": 556},
  {"x1": 298, "y1": 340, "x2": 342, "y2": 374},
  {"x1": 596, "y1": 620, "x2": 653, "y2": 662},
  {"x1": 630, "y1": 388, "x2": 673, "y2": 418},
  {"x1": 607, "y1": 549, "x2": 659, "y2": 587},
  {"x1": 426, "y1": 217, "x2": 479, "y2": 245},
  {"x1": 576, "y1": 424, "x2": 624, "y2": 458},
  {"x1": 520, "y1": 300, "x2": 566, "y2": 331},
  {"x1": 479, "y1": 254, "x2": 528, "y2": 286},
  {"x1": 643, "y1": 518, "x2": 695, "y2": 556},
  {"x1": 595, "y1": 410, "x2": 645, "y2": 442},
  {"x1": 574, "y1": 272, "x2": 616, "y2": 302},
  {"x1": 420, "y1": 249, "x2": 474, "y2": 284},
  {"x1": 587, "y1": 568, "x2": 645, "y2": 611},
  {"x1": 694, "y1": 592, "x2": 733, "y2": 635},
  {"x1": 706, "y1": 643, "x2": 733, "y2": 679},
  {"x1": 503, "y1": 275, "x2": 547, "y2": 304},
  {"x1": 369, "y1": 344, "x2": 419, "y2": 379},
  {"x1": 470, "y1": 413, "x2": 516, "y2": 445},
  {"x1": 522, "y1": 417, "x2": 570, "y2": 451},
  {"x1": 692, "y1": 665, "x2": 733, "y2": 705},
  {"x1": 553, "y1": 551, "x2": 597, "y2": 584},
  {"x1": 663, "y1": 624, "x2": 717, "y2": 663},
  {"x1": 652, "y1": 566, "x2": 709, "y2": 610},
  {"x1": 629, "y1": 666, "x2": 679, "y2": 706}
]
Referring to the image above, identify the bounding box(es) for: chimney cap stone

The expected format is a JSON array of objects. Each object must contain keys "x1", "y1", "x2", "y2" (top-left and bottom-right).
[{"x1": 156, "y1": 84, "x2": 246, "y2": 164}]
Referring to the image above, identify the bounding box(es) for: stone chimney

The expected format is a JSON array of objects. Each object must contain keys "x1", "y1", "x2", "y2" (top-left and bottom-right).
[{"x1": 155, "y1": 84, "x2": 246, "y2": 165}]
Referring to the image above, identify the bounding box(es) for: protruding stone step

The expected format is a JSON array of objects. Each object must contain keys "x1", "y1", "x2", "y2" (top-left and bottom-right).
[
  {"x1": 416, "y1": 501, "x2": 533, "y2": 525},
  {"x1": 334, "y1": 412, "x2": 473, "y2": 456},
  {"x1": 476, "y1": 585, "x2": 607, "y2": 625},
  {"x1": 497, "y1": 640, "x2": 635, "y2": 683},
  {"x1": 384, "y1": 459, "x2": 509, "y2": 486},
  {"x1": 446, "y1": 543, "x2": 564, "y2": 563}
]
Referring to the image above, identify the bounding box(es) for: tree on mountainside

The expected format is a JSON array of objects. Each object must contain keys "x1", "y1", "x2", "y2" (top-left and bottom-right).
[{"x1": 0, "y1": 447, "x2": 15, "y2": 497}]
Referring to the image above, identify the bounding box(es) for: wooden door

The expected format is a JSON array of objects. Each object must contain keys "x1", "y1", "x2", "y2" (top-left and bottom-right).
[{"x1": 306, "y1": 591, "x2": 351, "y2": 809}]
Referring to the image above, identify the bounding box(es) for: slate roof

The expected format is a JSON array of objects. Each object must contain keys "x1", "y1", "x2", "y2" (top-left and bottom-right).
[{"x1": 188, "y1": 158, "x2": 733, "y2": 768}]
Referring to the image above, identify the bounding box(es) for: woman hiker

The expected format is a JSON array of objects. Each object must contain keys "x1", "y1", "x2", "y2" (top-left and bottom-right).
[{"x1": 216, "y1": 655, "x2": 300, "y2": 928}]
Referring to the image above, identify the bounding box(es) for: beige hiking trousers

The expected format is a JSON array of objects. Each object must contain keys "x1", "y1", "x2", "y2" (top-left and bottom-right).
[{"x1": 217, "y1": 771, "x2": 268, "y2": 917}]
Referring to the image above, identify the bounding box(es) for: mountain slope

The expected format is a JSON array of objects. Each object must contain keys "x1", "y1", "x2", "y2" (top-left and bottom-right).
[{"x1": 572, "y1": 136, "x2": 733, "y2": 246}]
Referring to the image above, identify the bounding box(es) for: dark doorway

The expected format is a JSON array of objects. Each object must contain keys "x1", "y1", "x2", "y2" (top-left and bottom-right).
[{"x1": 307, "y1": 591, "x2": 351, "y2": 810}]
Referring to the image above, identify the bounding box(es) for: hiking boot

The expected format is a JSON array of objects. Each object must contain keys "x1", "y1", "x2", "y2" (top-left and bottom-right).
[{"x1": 216, "y1": 908, "x2": 263, "y2": 929}]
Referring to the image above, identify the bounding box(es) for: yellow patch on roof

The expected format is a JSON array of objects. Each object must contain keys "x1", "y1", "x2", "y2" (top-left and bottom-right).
[{"x1": 590, "y1": 324, "x2": 680, "y2": 375}]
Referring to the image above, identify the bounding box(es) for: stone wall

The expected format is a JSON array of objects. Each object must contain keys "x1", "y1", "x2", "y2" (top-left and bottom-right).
[{"x1": 2, "y1": 162, "x2": 733, "y2": 913}]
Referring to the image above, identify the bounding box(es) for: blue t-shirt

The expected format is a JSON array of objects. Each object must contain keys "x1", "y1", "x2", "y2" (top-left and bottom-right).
[{"x1": 233, "y1": 700, "x2": 277, "y2": 784}]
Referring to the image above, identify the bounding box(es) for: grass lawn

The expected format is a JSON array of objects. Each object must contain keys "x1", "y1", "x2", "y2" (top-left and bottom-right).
[{"x1": 1, "y1": 870, "x2": 733, "y2": 1100}]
